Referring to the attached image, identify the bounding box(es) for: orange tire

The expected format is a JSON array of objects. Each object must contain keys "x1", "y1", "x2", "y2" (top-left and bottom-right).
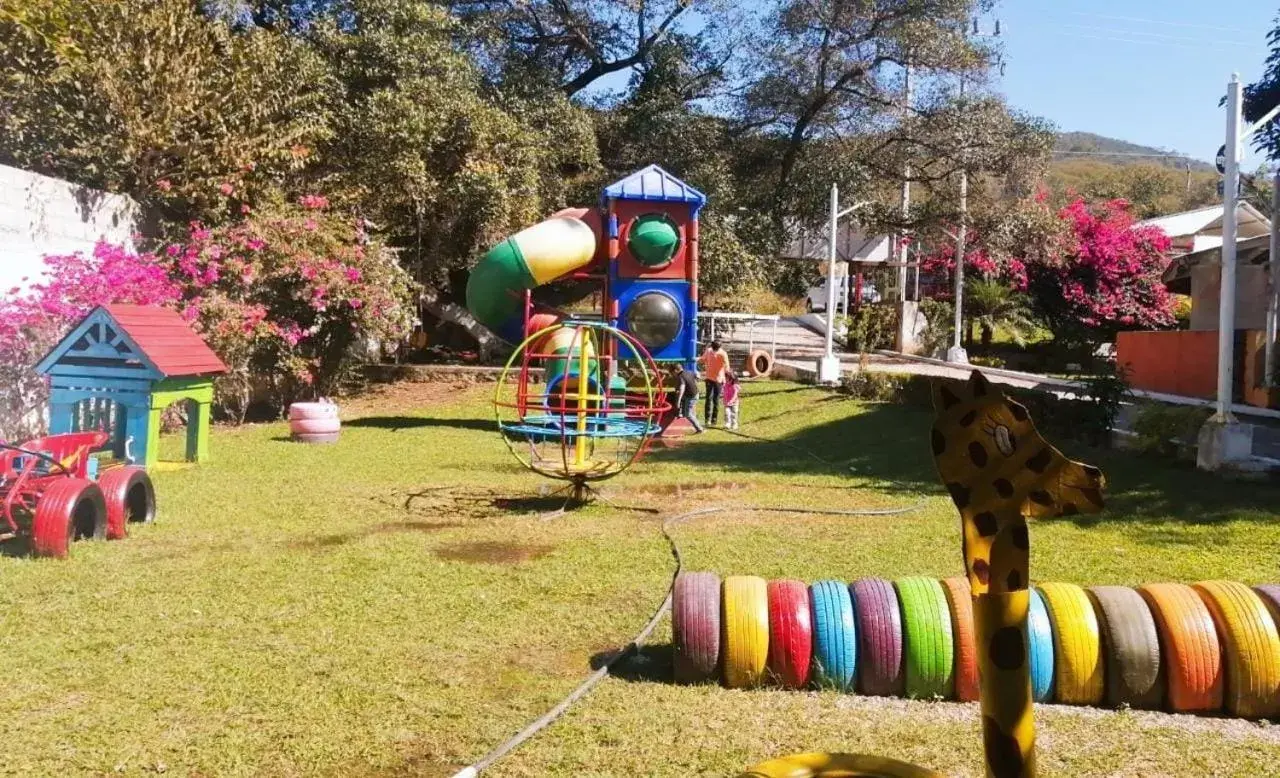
[
  {"x1": 745, "y1": 349, "x2": 773, "y2": 377},
  {"x1": 1139, "y1": 583, "x2": 1224, "y2": 712},
  {"x1": 941, "y1": 577, "x2": 979, "y2": 702},
  {"x1": 1193, "y1": 581, "x2": 1280, "y2": 718}
]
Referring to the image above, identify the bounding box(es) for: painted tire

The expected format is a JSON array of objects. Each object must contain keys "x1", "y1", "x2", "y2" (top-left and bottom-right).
[
  {"x1": 941, "y1": 577, "x2": 979, "y2": 702},
  {"x1": 1139, "y1": 583, "x2": 1223, "y2": 712},
  {"x1": 723, "y1": 575, "x2": 770, "y2": 688},
  {"x1": 1028, "y1": 588, "x2": 1055, "y2": 703},
  {"x1": 289, "y1": 401, "x2": 339, "y2": 420},
  {"x1": 1037, "y1": 583, "x2": 1103, "y2": 705},
  {"x1": 745, "y1": 349, "x2": 773, "y2": 377},
  {"x1": 852, "y1": 578, "x2": 904, "y2": 696},
  {"x1": 809, "y1": 580, "x2": 856, "y2": 690},
  {"x1": 32, "y1": 479, "x2": 106, "y2": 559},
  {"x1": 292, "y1": 432, "x2": 340, "y2": 444},
  {"x1": 1253, "y1": 585, "x2": 1280, "y2": 621},
  {"x1": 290, "y1": 418, "x2": 341, "y2": 435},
  {"x1": 673, "y1": 572, "x2": 721, "y2": 683},
  {"x1": 1193, "y1": 581, "x2": 1280, "y2": 718},
  {"x1": 95, "y1": 466, "x2": 155, "y2": 540},
  {"x1": 896, "y1": 577, "x2": 954, "y2": 699},
  {"x1": 739, "y1": 752, "x2": 945, "y2": 778},
  {"x1": 1087, "y1": 586, "x2": 1164, "y2": 710},
  {"x1": 767, "y1": 579, "x2": 812, "y2": 689}
]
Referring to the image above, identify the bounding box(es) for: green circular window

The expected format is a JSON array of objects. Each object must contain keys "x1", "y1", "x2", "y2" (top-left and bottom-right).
[
  {"x1": 625, "y1": 291, "x2": 682, "y2": 350},
  {"x1": 627, "y1": 214, "x2": 681, "y2": 268}
]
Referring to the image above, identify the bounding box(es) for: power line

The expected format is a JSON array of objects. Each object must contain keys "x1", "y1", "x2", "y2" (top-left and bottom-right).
[
  {"x1": 1052, "y1": 150, "x2": 1199, "y2": 159},
  {"x1": 1049, "y1": 30, "x2": 1246, "y2": 53},
  {"x1": 1061, "y1": 23, "x2": 1255, "y2": 48},
  {"x1": 1068, "y1": 10, "x2": 1256, "y2": 36}
]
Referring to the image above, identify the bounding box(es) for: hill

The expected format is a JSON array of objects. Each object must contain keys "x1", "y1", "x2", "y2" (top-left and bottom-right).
[{"x1": 1054, "y1": 131, "x2": 1215, "y2": 173}]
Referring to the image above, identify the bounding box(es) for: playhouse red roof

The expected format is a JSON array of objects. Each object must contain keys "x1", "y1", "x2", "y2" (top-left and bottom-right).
[{"x1": 104, "y1": 304, "x2": 227, "y2": 377}]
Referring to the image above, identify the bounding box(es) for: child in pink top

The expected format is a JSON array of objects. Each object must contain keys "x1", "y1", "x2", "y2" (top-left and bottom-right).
[{"x1": 723, "y1": 371, "x2": 741, "y2": 430}]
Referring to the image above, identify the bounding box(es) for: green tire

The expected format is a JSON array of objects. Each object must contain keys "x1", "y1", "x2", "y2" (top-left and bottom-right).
[{"x1": 895, "y1": 577, "x2": 955, "y2": 700}]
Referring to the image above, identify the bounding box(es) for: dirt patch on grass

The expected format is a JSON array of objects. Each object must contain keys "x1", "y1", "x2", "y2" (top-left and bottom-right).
[
  {"x1": 434, "y1": 540, "x2": 554, "y2": 564},
  {"x1": 293, "y1": 520, "x2": 465, "y2": 550},
  {"x1": 625, "y1": 481, "x2": 751, "y2": 497},
  {"x1": 342, "y1": 380, "x2": 480, "y2": 418}
]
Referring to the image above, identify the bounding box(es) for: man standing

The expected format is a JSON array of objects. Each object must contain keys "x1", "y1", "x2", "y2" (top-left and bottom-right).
[
  {"x1": 699, "y1": 339, "x2": 729, "y2": 427},
  {"x1": 671, "y1": 363, "x2": 704, "y2": 434}
]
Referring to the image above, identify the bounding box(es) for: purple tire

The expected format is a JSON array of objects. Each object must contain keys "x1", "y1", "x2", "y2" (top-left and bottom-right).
[
  {"x1": 852, "y1": 577, "x2": 904, "y2": 696},
  {"x1": 1253, "y1": 585, "x2": 1280, "y2": 624},
  {"x1": 673, "y1": 572, "x2": 721, "y2": 683}
]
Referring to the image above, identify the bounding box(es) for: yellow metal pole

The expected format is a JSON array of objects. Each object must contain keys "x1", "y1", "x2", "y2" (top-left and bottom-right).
[{"x1": 574, "y1": 329, "x2": 591, "y2": 468}]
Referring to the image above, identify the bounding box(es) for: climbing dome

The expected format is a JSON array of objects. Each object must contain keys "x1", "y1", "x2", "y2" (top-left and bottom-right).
[{"x1": 495, "y1": 321, "x2": 670, "y2": 484}]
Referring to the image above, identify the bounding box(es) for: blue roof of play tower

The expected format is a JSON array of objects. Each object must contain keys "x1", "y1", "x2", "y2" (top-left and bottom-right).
[{"x1": 603, "y1": 165, "x2": 706, "y2": 205}]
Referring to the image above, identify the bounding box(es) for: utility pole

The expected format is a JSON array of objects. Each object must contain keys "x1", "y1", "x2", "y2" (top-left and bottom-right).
[
  {"x1": 1266, "y1": 166, "x2": 1279, "y2": 389},
  {"x1": 897, "y1": 58, "x2": 913, "y2": 304},
  {"x1": 817, "y1": 185, "x2": 870, "y2": 384}
]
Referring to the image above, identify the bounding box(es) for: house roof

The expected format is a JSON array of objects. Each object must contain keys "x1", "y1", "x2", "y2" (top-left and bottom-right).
[
  {"x1": 36, "y1": 304, "x2": 226, "y2": 379},
  {"x1": 779, "y1": 218, "x2": 891, "y2": 263},
  {"x1": 603, "y1": 165, "x2": 707, "y2": 205},
  {"x1": 1136, "y1": 203, "x2": 1271, "y2": 256},
  {"x1": 104, "y1": 304, "x2": 226, "y2": 377},
  {"x1": 1161, "y1": 233, "x2": 1273, "y2": 290}
]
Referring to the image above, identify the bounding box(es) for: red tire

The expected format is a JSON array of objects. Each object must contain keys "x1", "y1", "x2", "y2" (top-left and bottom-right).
[
  {"x1": 767, "y1": 579, "x2": 812, "y2": 689},
  {"x1": 941, "y1": 577, "x2": 980, "y2": 702},
  {"x1": 1139, "y1": 583, "x2": 1224, "y2": 712},
  {"x1": 673, "y1": 572, "x2": 721, "y2": 683},
  {"x1": 96, "y1": 466, "x2": 155, "y2": 540},
  {"x1": 32, "y1": 478, "x2": 107, "y2": 559},
  {"x1": 852, "y1": 577, "x2": 904, "y2": 696}
]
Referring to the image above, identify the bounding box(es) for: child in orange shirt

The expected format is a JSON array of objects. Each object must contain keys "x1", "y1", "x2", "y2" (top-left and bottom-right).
[{"x1": 699, "y1": 340, "x2": 729, "y2": 426}]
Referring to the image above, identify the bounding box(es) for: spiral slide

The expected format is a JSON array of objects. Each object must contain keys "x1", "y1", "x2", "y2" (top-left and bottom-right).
[{"x1": 465, "y1": 208, "x2": 602, "y2": 344}]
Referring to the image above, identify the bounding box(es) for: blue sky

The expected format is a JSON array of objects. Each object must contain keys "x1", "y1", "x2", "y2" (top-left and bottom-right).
[{"x1": 996, "y1": 1, "x2": 1277, "y2": 164}]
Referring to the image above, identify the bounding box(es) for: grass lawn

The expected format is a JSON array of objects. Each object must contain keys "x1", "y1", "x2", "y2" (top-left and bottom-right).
[{"x1": 3, "y1": 380, "x2": 1280, "y2": 777}]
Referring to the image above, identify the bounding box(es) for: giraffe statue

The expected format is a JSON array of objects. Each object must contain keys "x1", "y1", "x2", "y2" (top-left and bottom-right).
[
  {"x1": 930, "y1": 370, "x2": 1106, "y2": 777},
  {"x1": 738, "y1": 370, "x2": 1106, "y2": 778}
]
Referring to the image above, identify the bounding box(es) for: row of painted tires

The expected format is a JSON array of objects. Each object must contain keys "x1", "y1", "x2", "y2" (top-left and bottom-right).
[
  {"x1": 31, "y1": 467, "x2": 156, "y2": 558},
  {"x1": 674, "y1": 572, "x2": 1280, "y2": 719}
]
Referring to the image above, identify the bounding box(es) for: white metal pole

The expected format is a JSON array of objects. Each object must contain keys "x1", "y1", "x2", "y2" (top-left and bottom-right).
[
  {"x1": 825, "y1": 183, "x2": 839, "y2": 359},
  {"x1": 948, "y1": 80, "x2": 969, "y2": 363},
  {"x1": 898, "y1": 60, "x2": 913, "y2": 303},
  {"x1": 1215, "y1": 74, "x2": 1242, "y2": 421},
  {"x1": 1267, "y1": 166, "x2": 1279, "y2": 388}
]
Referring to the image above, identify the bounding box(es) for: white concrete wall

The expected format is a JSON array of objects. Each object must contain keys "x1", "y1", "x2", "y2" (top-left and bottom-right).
[
  {"x1": 0, "y1": 165, "x2": 140, "y2": 292},
  {"x1": 1190, "y1": 264, "x2": 1269, "y2": 331}
]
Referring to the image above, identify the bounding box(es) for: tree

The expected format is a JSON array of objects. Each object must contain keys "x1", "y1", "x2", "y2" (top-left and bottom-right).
[
  {"x1": 1025, "y1": 197, "x2": 1176, "y2": 347},
  {"x1": 964, "y1": 277, "x2": 1036, "y2": 347},
  {"x1": 0, "y1": 0, "x2": 335, "y2": 230},
  {"x1": 1047, "y1": 160, "x2": 1218, "y2": 218},
  {"x1": 1244, "y1": 12, "x2": 1280, "y2": 159}
]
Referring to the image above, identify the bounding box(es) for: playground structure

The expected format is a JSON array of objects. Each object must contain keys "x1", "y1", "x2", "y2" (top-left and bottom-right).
[
  {"x1": 467, "y1": 165, "x2": 704, "y2": 486},
  {"x1": 494, "y1": 321, "x2": 669, "y2": 491},
  {"x1": 35, "y1": 304, "x2": 228, "y2": 468},
  {"x1": 0, "y1": 432, "x2": 156, "y2": 558}
]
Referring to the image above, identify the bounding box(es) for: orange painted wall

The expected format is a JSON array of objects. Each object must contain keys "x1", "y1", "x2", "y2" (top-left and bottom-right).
[{"x1": 1116, "y1": 331, "x2": 1219, "y2": 400}]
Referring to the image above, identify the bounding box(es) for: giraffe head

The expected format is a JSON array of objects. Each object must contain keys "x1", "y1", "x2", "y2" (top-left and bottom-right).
[{"x1": 930, "y1": 370, "x2": 1106, "y2": 520}]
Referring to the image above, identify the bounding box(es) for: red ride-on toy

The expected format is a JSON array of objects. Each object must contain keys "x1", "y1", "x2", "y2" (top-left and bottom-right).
[{"x1": 0, "y1": 432, "x2": 156, "y2": 558}]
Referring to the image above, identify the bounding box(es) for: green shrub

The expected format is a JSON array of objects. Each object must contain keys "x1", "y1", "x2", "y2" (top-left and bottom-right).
[
  {"x1": 845, "y1": 304, "x2": 897, "y2": 353},
  {"x1": 969, "y1": 354, "x2": 1007, "y2": 369},
  {"x1": 918, "y1": 299, "x2": 954, "y2": 358},
  {"x1": 1131, "y1": 402, "x2": 1211, "y2": 457},
  {"x1": 838, "y1": 371, "x2": 908, "y2": 402}
]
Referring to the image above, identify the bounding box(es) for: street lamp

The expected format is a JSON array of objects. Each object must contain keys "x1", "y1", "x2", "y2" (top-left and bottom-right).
[{"x1": 817, "y1": 184, "x2": 871, "y2": 383}]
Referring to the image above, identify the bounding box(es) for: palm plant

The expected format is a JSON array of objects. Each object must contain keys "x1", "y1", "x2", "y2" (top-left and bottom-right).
[{"x1": 964, "y1": 278, "x2": 1039, "y2": 348}]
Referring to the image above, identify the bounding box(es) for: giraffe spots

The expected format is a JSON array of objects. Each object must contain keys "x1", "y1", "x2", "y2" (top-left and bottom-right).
[
  {"x1": 982, "y1": 716, "x2": 1025, "y2": 778},
  {"x1": 1006, "y1": 570, "x2": 1025, "y2": 591},
  {"x1": 973, "y1": 558, "x2": 990, "y2": 585},
  {"x1": 973, "y1": 511, "x2": 998, "y2": 537},
  {"x1": 931, "y1": 427, "x2": 946, "y2": 455},
  {"x1": 938, "y1": 385, "x2": 961, "y2": 409},
  {"x1": 1010, "y1": 523, "x2": 1029, "y2": 550},
  {"x1": 1025, "y1": 447, "x2": 1052, "y2": 474},
  {"x1": 1028, "y1": 490, "x2": 1054, "y2": 507},
  {"x1": 959, "y1": 410, "x2": 978, "y2": 427},
  {"x1": 1007, "y1": 401, "x2": 1029, "y2": 422},
  {"x1": 1061, "y1": 502, "x2": 1079, "y2": 516},
  {"x1": 989, "y1": 626, "x2": 1026, "y2": 670},
  {"x1": 969, "y1": 441, "x2": 989, "y2": 468},
  {"x1": 994, "y1": 478, "x2": 1014, "y2": 499},
  {"x1": 947, "y1": 482, "x2": 971, "y2": 510}
]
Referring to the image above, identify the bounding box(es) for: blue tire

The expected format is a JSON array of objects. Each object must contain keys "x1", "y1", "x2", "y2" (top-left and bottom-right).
[
  {"x1": 1029, "y1": 587, "x2": 1055, "y2": 703},
  {"x1": 809, "y1": 580, "x2": 857, "y2": 690}
]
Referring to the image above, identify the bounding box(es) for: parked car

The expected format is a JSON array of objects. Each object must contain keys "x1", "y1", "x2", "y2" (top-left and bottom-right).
[{"x1": 805, "y1": 278, "x2": 880, "y2": 311}]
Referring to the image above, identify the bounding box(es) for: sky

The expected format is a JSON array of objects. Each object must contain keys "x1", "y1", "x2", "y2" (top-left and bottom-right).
[{"x1": 996, "y1": 0, "x2": 1277, "y2": 165}]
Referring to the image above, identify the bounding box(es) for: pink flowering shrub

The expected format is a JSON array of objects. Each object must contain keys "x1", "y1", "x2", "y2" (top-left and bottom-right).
[
  {"x1": 0, "y1": 196, "x2": 415, "y2": 434},
  {"x1": 1027, "y1": 198, "x2": 1175, "y2": 342}
]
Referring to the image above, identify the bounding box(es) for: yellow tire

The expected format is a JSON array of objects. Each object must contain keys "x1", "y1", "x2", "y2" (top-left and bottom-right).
[
  {"x1": 1037, "y1": 582, "x2": 1104, "y2": 705},
  {"x1": 1193, "y1": 581, "x2": 1280, "y2": 718},
  {"x1": 723, "y1": 575, "x2": 769, "y2": 688},
  {"x1": 739, "y1": 752, "x2": 945, "y2": 777}
]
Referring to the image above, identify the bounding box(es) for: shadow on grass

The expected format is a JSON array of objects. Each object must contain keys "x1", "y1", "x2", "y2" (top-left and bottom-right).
[
  {"x1": 589, "y1": 644, "x2": 674, "y2": 683},
  {"x1": 653, "y1": 399, "x2": 1280, "y2": 531},
  {"x1": 344, "y1": 416, "x2": 493, "y2": 432}
]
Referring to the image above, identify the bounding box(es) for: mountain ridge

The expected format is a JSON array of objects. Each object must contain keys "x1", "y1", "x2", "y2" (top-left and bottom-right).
[{"x1": 1054, "y1": 131, "x2": 1216, "y2": 172}]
